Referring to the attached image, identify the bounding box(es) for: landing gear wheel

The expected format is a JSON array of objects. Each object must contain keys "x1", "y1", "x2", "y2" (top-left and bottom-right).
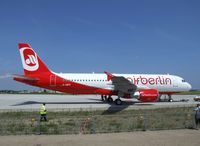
[
  {"x1": 107, "y1": 97, "x2": 113, "y2": 103},
  {"x1": 115, "y1": 99, "x2": 122, "y2": 105},
  {"x1": 168, "y1": 95, "x2": 173, "y2": 102}
]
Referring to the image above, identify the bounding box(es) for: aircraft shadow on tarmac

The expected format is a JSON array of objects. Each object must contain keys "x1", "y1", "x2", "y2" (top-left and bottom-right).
[
  {"x1": 88, "y1": 98, "x2": 153, "y2": 114},
  {"x1": 12, "y1": 99, "x2": 153, "y2": 114}
]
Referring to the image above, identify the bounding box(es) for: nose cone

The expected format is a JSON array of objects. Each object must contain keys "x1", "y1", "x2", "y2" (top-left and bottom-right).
[{"x1": 187, "y1": 83, "x2": 192, "y2": 90}]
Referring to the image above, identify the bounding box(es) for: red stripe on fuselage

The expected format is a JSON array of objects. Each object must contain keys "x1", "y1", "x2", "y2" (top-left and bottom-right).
[{"x1": 14, "y1": 72, "x2": 115, "y2": 95}]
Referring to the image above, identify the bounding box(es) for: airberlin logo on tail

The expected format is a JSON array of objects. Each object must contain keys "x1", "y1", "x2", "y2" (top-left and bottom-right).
[
  {"x1": 26, "y1": 55, "x2": 37, "y2": 65},
  {"x1": 20, "y1": 47, "x2": 39, "y2": 71}
]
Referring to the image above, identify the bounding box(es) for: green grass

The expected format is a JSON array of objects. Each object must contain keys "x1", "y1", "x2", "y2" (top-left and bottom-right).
[
  {"x1": 0, "y1": 106, "x2": 196, "y2": 135},
  {"x1": 176, "y1": 90, "x2": 200, "y2": 95}
]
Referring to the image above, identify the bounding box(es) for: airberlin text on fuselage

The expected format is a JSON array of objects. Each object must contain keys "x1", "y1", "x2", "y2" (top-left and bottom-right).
[{"x1": 127, "y1": 76, "x2": 172, "y2": 85}]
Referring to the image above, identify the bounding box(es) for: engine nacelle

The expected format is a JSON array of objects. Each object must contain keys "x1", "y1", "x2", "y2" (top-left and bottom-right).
[{"x1": 133, "y1": 89, "x2": 159, "y2": 102}]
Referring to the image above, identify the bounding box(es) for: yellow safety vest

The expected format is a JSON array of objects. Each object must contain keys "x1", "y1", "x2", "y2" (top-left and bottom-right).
[{"x1": 40, "y1": 105, "x2": 47, "y2": 115}]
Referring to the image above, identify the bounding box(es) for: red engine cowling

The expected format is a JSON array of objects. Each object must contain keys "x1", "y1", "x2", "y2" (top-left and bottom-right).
[{"x1": 138, "y1": 89, "x2": 159, "y2": 102}]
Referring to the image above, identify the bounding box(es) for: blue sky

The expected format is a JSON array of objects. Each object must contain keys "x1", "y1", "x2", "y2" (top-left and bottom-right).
[{"x1": 0, "y1": 0, "x2": 200, "y2": 90}]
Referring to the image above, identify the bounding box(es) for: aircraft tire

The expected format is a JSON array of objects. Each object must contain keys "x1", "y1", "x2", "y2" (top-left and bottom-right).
[
  {"x1": 115, "y1": 99, "x2": 122, "y2": 105},
  {"x1": 107, "y1": 97, "x2": 113, "y2": 103}
]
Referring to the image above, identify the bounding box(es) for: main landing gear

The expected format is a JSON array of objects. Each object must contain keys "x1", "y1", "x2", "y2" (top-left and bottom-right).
[
  {"x1": 168, "y1": 95, "x2": 173, "y2": 102},
  {"x1": 115, "y1": 98, "x2": 122, "y2": 105},
  {"x1": 101, "y1": 95, "x2": 122, "y2": 105},
  {"x1": 158, "y1": 94, "x2": 173, "y2": 102}
]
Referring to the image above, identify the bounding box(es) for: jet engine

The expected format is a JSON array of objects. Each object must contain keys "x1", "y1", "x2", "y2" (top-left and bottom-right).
[{"x1": 132, "y1": 89, "x2": 159, "y2": 102}]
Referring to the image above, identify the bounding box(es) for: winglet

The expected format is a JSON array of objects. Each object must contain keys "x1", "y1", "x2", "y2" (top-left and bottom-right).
[{"x1": 104, "y1": 71, "x2": 114, "y2": 81}]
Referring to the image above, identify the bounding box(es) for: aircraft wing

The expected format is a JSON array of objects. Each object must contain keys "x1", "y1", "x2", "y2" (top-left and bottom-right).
[{"x1": 104, "y1": 71, "x2": 137, "y2": 94}]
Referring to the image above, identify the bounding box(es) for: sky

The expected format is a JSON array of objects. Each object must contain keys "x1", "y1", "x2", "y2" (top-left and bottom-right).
[{"x1": 0, "y1": 0, "x2": 200, "y2": 90}]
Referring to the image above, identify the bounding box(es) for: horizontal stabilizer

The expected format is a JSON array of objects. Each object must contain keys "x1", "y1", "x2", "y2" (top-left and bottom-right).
[{"x1": 13, "y1": 74, "x2": 39, "y2": 81}]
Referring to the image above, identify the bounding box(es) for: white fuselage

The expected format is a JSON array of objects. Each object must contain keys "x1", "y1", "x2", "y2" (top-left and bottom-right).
[{"x1": 55, "y1": 73, "x2": 192, "y2": 93}]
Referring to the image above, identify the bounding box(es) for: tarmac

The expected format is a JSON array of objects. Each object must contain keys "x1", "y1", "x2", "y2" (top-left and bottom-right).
[{"x1": 0, "y1": 94, "x2": 198, "y2": 111}]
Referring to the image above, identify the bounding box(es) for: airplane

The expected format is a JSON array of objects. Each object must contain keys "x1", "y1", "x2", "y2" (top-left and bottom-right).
[{"x1": 13, "y1": 43, "x2": 192, "y2": 105}]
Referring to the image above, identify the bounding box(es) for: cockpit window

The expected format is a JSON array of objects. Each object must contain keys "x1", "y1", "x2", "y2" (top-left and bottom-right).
[{"x1": 182, "y1": 79, "x2": 186, "y2": 82}]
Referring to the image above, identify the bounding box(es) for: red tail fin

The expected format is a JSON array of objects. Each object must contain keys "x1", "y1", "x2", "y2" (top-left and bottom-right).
[{"x1": 18, "y1": 43, "x2": 50, "y2": 75}]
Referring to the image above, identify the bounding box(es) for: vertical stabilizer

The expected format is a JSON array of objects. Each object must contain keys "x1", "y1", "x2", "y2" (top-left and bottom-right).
[{"x1": 18, "y1": 43, "x2": 50, "y2": 75}]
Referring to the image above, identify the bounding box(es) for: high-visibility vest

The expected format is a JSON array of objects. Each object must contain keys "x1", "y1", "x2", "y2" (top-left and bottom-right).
[{"x1": 40, "y1": 105, "x2": 47, "y2": 115}]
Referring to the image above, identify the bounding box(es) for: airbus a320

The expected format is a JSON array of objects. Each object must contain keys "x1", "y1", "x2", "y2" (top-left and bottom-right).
[{"x1": 13, "y1": 43, "x2": 192, "y2": 105}]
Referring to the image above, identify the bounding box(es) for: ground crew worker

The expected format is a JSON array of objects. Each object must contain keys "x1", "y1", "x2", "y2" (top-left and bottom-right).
[
  {"x1": 194, "y1": 103, "x2": 200, "y2": 129},
  {"x1": 40, "y1": 103, "x2": 47, "y2": 122}
]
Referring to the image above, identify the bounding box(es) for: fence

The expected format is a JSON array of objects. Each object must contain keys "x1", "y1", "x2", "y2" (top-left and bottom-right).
[{"x1": 0, "y1": 110, "x2": 196, "y2": 135}]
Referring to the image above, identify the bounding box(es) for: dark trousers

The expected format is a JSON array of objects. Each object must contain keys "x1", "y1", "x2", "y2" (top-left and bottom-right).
[
  {"x1": 195, "y1": 117, "x2": 200, "y2": 129},
  {"x1": 40, "y1": 114, "x2": 47, "y2": 121}
]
